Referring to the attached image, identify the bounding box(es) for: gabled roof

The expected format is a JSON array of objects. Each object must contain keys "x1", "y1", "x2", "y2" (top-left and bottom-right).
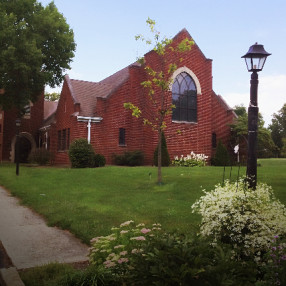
[
  {"x1": 66, "y1": 63, "x2": 138, "y2": 117},
  {"x1": 40, "y1": 100, "x2": 58, "y2": 130},
  {"x1": 64, "y1": 28, "x2": 211, "y2": 118},
  {"x1": 44, "y1": 100, "x2": 58, "y2": 120}
]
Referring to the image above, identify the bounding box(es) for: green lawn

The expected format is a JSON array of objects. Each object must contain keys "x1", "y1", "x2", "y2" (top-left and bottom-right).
[{"x1": 0, "y1": 159, "x2": 285, "y2": 244}]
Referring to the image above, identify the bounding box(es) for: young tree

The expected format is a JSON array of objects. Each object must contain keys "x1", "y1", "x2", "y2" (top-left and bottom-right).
[
  {"x1": 0, "y1": 0, "x2": 76, "y2": 114},
  {"x1": 269, "y1": 103, "x2": 286, "y2": 157},
  {"x1": 230, "y1": 105, "x2": 276, "y2": 158},
  {"x1": 124, "y1": 18, "x2": 193, "y2": 184}
]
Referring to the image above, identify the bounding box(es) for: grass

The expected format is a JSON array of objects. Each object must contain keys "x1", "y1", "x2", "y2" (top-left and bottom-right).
[
  {"x1": 0, "y1": 159, "x2": 286, "y2": 245},
  {"x1": 19, "y1": 263, "x2": 76, "y2": 286}
]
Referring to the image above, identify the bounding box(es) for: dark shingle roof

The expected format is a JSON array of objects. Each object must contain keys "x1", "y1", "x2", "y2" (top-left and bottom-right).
[{"x1": 67, "y1": 64, "x2": 136, "y2": 117}]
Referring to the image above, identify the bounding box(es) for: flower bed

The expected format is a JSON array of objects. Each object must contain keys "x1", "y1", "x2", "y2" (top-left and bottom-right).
[{"x1": 172, "y1": 151, "x2": 208, "y2": 167}]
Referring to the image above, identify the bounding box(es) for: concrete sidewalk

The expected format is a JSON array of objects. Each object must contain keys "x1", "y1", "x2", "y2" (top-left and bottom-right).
[{"x1": 0, "y1": 186, "x2": 89, "y2": 270}]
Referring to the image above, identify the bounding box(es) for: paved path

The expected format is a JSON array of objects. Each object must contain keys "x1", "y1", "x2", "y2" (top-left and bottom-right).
[{"x1": 0, "y1": 186, "x2": 89, "y2": 270}]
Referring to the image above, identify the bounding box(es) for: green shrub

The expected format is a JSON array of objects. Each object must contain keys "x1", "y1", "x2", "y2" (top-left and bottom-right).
[
  {"x1": 211, "y1": 140, "x2": 231, "y2": 166},
  {"x1": 153, "y1": 132, "x2": 171, "y2": 166},
  {"x1": 88, "y1": 220, "x2": 258, "y2": 285},
  {"x1": 28, "y1": 148, "x2": 51, "y2": 165},
  {"x1": 94, "y1": 154, "x2": 106, "y2": 167},
  {"x1": 112, "y1": 150, "x2": 144, "y2": 166},
  {"x1": 68, "y1": 138, "x2": 95, "y2": 168},
  {"x1": 192, "y1": 180, "x2": 286, "y2": 261}
]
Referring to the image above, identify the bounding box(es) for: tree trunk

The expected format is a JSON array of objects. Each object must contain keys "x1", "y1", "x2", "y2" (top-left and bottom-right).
[{"x1": 157, "y1": 129, "x2": 162, "y2": 184}]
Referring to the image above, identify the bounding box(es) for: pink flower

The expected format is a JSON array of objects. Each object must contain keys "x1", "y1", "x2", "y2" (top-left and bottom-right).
[
  {"x1": 120, "y1": 251, "x2": 128, "y2": 256},
  {"x1": 118, "y1": 258, "x2": 129, "y2": 264},
  {"x1": 120, "y1": 220, "x2": 134, "y2": 227},
  {"x1": 141, "y1": 228, "x2": 151, "y2": 234},
  {"x1": 130, "y1": 236, "x2": 146, "y2": 241},
  {"x1": 104, "y1": 260, "x2": 116, "y2": 268}
]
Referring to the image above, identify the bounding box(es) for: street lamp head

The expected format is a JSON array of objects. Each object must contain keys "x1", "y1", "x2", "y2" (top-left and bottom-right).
[{"x1": 242, "y1": 43, "x2": 271, "y2": 72}]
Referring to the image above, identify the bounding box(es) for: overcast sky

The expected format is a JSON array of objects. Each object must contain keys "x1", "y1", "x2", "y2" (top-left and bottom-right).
[{"x1": 41, "y1": 0, "x2": 286, "y2": 127}]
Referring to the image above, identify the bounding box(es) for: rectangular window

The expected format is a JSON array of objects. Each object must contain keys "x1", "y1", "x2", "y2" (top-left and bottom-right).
[
  {"x1": 67, "y1": 128, "x2": 70, "y2": 149},
  {"x1": 119, "y1": 128, "x2": 126, "y2": 146},
  {"x1": 62, "y1": 129, "x2": 66, "y2": 150},
  {"x1": 57, "y1": 130, "x2": 61, "y2": 151},
  {"x1": 212, "y1": 132, "x2": 217, "y2": 148}
]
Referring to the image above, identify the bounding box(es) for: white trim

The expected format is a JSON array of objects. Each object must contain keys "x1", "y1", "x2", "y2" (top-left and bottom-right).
[
  {"x1": 77, "y1": 116, "x2": 102, "y2": 144},
  {"x1": 170, "y1": 66, "x2": 202, "y2": 95},
  {"x1": 77, "y1": 116, "x2": 103, "y2": 123}
]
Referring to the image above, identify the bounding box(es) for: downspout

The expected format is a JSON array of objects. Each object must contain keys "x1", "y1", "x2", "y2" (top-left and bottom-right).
[
  {"x1": 76, "y1": 116, "x2": 103, "y2": 144},
  {"x1": 87, "y1": 119, "x2": 91, "y2": 144}
]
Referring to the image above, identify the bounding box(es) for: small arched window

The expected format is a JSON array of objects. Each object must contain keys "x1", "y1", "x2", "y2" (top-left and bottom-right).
[{"x1": 172, "y1": 72, "x2": 197, "y2": 122}]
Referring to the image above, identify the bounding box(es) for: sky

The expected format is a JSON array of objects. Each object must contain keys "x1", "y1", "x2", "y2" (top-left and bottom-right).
[{"x1": 40, "y1": 0, "x2": 286, "y2": 127}]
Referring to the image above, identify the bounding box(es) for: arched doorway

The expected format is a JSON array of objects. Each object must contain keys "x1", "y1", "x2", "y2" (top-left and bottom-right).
[
  {"x1": 11, "y1": 132, "x2": 36, "y2": 163},
  {"x1": 15, "y1": 136, "x2": 31, "y2": 163}
]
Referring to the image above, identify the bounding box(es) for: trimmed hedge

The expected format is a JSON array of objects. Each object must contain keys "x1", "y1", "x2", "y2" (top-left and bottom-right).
[
  {"x1": 112, "y1": 150, "x2": 144, "y2": 166},
  {"x1": 68, "y1": 138, "x2": 95, "y2": 168}
]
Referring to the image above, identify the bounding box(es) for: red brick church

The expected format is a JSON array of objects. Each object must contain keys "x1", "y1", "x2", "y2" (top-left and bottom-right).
[{"x1": 0, "y1": 29, "x2": 236, "y2": 165}]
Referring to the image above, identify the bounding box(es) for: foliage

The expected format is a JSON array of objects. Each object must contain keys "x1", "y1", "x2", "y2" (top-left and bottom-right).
[
  {"x1": 172, "y1": 151, "x2": 208, "y2": 167},
  {"x1": 269, "y1": 103, "x2": 286, "y2": 157},
  {"x1": 28, "y1": 148, "x2": 51, "y2": 165},
  {"x1": 258, "y1": 236, "x2": 286, "y2": 286},
  {"x1": 89, "y1": 220, "x2": 259, "y2": 285},
  {"x1": 45, "y1": 92, "x2": 60, "y2": 101},
  {"x1": 124, "y1": 18, "x2": 194, "y2": 184},
  {"x1": 68, "y1": 138, "x2": 95, "y2": 168},
  {"x1": 0, "y1": 0, "x2": 75, "y2": 113},
  {"x1": 230, "y1": 105, "x2": 276, "y2": 158},
  {"x1": 59, "y1": 265, "x2": 118, "y2": 286},
  {"x1": 192, "y1": 179, "x2": 286, "y2": 261},
  {"x1": 153, "y1": 132, "x2": 170, "y2": 166},
  {"x1": 211, "y1": 140, "x2": 231, "y2": 166},
  {"x1": 20, "y1": 263, "x2": 76, "y2": 286},
  {"x1": 112, "y1": 150, "x2": 144, "y2": 166},
  {"x1": 93, "y1": 154, "x2": 106, "y2": 167}
]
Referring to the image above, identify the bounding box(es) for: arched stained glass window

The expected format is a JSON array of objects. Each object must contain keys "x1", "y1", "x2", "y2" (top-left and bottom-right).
[{"x1": 172, "y1": 72, "x2": 197, "y2": 122}]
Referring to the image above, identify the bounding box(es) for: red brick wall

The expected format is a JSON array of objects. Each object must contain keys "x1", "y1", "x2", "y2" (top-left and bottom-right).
[
  {"x1": 50, "y1": 29, "x2": 236, "y2": 166},
  {"x1": 1, "y1": 92, "x2": 44, "y2": 161},
  {"x1": 211, "y1": 92, "x2": 236, "y2": 158},
  {"x1": 50, "y1": 80, "x2": 79, "y2": 165}
]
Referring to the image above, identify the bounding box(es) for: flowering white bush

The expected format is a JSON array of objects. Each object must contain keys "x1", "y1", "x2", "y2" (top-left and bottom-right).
[
  {"x1": 172, "y1": 151, "x2": 208, "y2": 167},
  {"x1": 191, "y1": 179, "x2": 286, "y2": 258},
  {"x1": 89, "y1": 220, "x2": 162, "y2": 269}
]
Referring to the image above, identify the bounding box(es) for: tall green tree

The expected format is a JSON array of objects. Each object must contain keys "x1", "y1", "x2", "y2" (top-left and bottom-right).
[
  {"x1": 0, "y1": 0, "x2": 75, "y2": 114},
  {"x1": 124, "y1": 18, "x2": 193, "y2": 184},
  {"x1": 230, "y1": 105, "x2": 276, "y2": 158},
  {"x1": 45, "y1": 92, "x2": 60, "y2": 101},
  {"x1": 269, "y1": 103, "x2": 286, "y2": 157}
]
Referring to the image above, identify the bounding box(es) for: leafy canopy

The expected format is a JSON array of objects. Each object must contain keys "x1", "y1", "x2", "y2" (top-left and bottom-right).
[
  {"x1": 0, "y1": 0, "x2": 76, "y2": 113},
  {"x1": 269, "y1": 103, "x2": 286, "y2": 156},
  {"x1": 230, "y1": 105, "x2": 276, "y2": 158}
]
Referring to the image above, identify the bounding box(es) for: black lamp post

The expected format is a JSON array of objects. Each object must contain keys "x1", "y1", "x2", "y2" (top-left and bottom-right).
[
  {"x1": 242, "y1": 43, "x2": 271, "y2": 189},
  {"x1": 15, "y1": 118, "x2": 21, "y2": 176}
]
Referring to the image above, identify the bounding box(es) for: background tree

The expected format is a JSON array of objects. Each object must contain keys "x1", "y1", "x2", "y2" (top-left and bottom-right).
[
  {"x1": 269, "y1": 103, "x2": 286, "y2": 157},
  {"x1": 45, "y1": 92, "x2": 60, "y2": 101},
  {"x1": 0, "y1": 0, "x2": 75, "y2": 115},
  {"x1": 230, "y1": 105, "x2": 276, "y2": 159},
  {"x1": 124, "y1": 18, "x2": 193, "y2": 184}
]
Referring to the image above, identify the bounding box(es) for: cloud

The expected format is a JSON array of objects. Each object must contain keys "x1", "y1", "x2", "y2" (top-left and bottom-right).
[{"x1": 223, "y1": 74, "x2": 286, "y2": 127}]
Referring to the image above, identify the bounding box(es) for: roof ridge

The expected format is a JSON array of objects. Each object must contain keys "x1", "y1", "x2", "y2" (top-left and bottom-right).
[{"x1": 70, "y1": 78, "x2": 98, "y2": 84}]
